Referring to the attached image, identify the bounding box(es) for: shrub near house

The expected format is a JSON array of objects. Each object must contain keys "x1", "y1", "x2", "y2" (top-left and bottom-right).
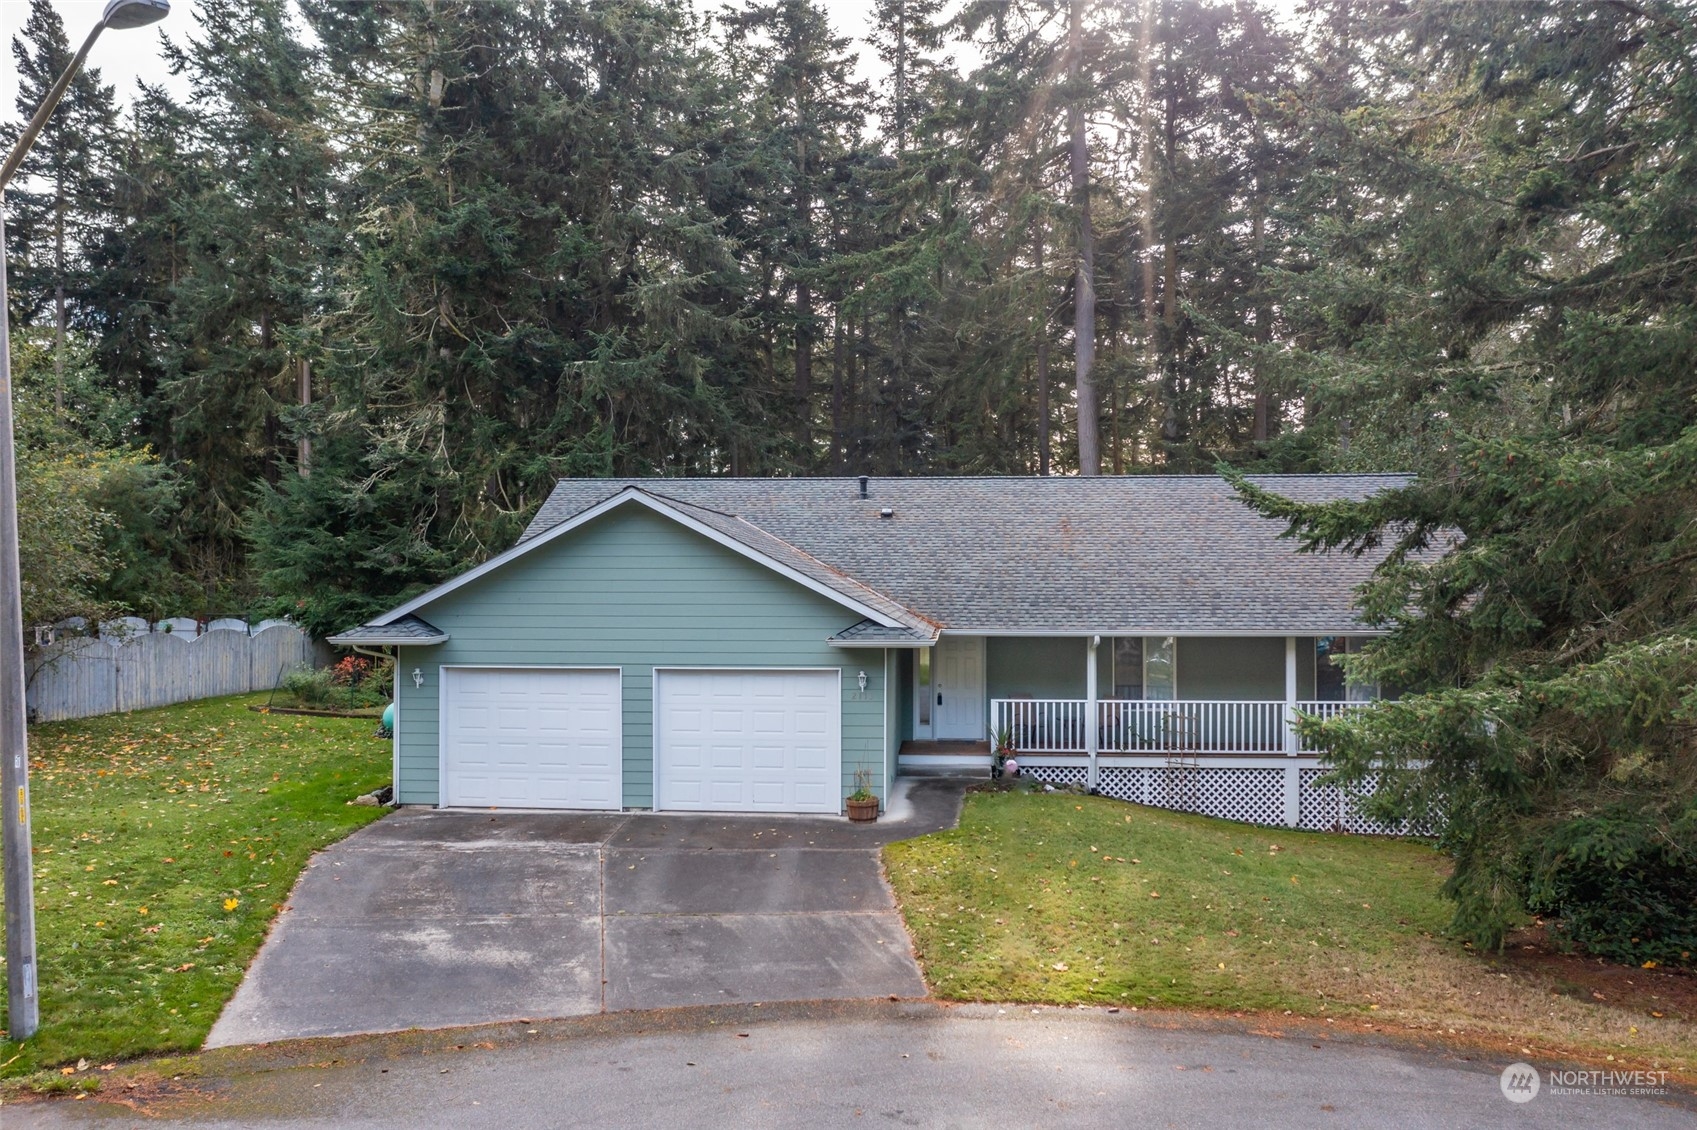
[{"x1": 277, "y1": 655, "x2": 393, "y2": 712}]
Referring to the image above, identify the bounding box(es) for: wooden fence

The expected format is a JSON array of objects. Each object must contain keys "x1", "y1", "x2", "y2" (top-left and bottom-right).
[{"x1": 25, "y1": 620, "x2": 330, "y2": 723}]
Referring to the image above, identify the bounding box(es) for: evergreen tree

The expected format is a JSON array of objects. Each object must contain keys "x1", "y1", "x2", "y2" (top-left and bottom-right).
[
  {"x1": 1236, "y1": 0, "x2": 1697, "y2": 960},
  {"x1": 3, "y1": 0, "x2": 121, "y2": 410}
]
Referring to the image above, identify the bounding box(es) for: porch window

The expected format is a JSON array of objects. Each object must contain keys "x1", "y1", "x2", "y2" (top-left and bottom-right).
[
  {"x1": 1143, "y1": 636, "x2": 1176, "y2": 700},
  {"x1": 1316, "y1": 636, "x2": 1377, "y2": 702},
  {"x1": 1111, "y1": 637, "x2": 1141, "y2": 698}
]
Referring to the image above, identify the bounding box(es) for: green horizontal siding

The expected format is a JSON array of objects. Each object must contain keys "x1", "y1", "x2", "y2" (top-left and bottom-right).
[
  {"x1": 983, "y1": 635, "x2": 1318, "y2": 702},
  {"x1": 394, "y1": 505, "x2": 886, "y2": 808}
]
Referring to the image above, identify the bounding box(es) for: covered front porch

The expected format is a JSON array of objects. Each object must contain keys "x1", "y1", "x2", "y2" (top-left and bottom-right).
[
  {"x1": 898, "y1": 633, "x2": 1376, "y2": 752},
  {"x1": 895, "y1": 634, "x2": 1385, "y2": 826}
]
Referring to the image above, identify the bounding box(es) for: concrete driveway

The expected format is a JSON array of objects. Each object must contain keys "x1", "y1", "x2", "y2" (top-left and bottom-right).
[{"x1": 206, "y1": 779, "x2": 965, "y2": 1047}]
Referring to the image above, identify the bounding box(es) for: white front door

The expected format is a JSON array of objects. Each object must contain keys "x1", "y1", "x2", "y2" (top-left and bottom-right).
[
  {"x1": 654, "y1": 669, "x2": 842, "y2": 813},
  {"x1": 934, "y1": 635, "x2": 985, "y2": 741},
  {"x1": 441, "y1": 667, "x2": 622, "y2": 809}
]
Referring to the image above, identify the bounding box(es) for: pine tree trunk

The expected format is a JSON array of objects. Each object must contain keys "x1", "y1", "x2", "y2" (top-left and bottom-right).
[
  {"x1": 54, "y1": 180, "x2": 65, "y2": 415},
  {"x1": 1138, "y1": 0, "x2": 1159, "y2": 466},
  {"x1": 297, "y1": 358, "x2": 312, "y2": 476},
  {"x1": 1158, "y1": 18, "x2": 1182, "y2": 454},
  {"x1": 795, "y1": 280, "x2": 812, "y2": 456},
  {"x1": 1069, "y1": 0, "x2": 1101, "y2": 476},
  {"x1": 831, "y1": 311, "x2": 845, "y2": 473},
  {"x1": 1036, "y1": 228, "x2": 1051, "y2": 476},
  {"x1": 1251, "y1": 197, "x2": 1271, "y2": 444}
]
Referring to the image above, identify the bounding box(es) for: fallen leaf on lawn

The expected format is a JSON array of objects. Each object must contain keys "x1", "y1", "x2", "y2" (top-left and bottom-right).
[
  {"x1": 1290, "y1": 876, "x2": 1300, "y2": 885},
  {"x1": 1053, "y1": 962, "x2": 1069, "y2": 971},
  {"x1": 1149, "y1": 891, "x2": 1160, "y2": 899},
  {"x1": 223, "y1": 897, "x2": 240, "y2": 911},
  {"x1": 1642, "y1": 960, "x2": 1658, "y2": 969},
  {"x1": 137, "y1": 906, "x2": 148, "y2": 915},
  {"x1": 77, "y1": 1059, "x2": 89, "y2": 1071}
]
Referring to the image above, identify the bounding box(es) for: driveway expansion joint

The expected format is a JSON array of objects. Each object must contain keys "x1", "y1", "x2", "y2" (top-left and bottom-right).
[{"x1": 204, "y1": 779, "x2": 969, "y2": 1048}]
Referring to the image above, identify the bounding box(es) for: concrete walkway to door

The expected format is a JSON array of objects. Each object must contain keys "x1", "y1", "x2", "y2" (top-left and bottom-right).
[{"x1": 205, "y1": 779, "x2": 967, "y2": 1047}]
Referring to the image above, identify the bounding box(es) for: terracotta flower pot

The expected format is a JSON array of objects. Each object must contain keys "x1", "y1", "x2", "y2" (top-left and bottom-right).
[{"x1": 846, "y1": 796, "x2": 880, "y2": 822}]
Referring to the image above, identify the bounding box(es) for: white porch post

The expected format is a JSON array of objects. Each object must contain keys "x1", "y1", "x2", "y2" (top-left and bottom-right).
[
  {"x1": 1086, "y1": 635, "x2": 1100, "y2": 791},
  {"x1": 1283, "y1": 635, "x2": 1300, "y2": 827},
  {"x1": 1283, "y1": 636, "x2": 1299, "y2": 754}
]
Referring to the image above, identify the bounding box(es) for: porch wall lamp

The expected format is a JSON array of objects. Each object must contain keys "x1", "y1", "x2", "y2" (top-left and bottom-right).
[
  {"x1": 857, "y1": 670, "x2": 868, "y2": 693},
  {"x1": 412, "y1": 668, "x2": 424, "y2": 689}
]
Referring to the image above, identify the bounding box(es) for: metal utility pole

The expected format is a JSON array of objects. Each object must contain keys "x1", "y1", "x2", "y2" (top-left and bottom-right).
[{"x1": 2, "y1": 0, "x2": 170, "y2": 1042}]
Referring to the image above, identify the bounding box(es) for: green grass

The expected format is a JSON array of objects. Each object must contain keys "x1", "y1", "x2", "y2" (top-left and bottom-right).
[
  {"x1": 0, "y1": 694, "x2": 391, "y2": 1077},
  {"x1": 886, "y1": 789, "x2": 1697, "y2": 1072},
  {"x1": 887, "y1": 789, "x2": 1449, "y2": 1011}
]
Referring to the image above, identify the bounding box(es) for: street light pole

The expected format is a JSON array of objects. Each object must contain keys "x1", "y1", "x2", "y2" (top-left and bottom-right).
[{"x1": 2, "y1": 0, "x2": 169, "y2": 1043}]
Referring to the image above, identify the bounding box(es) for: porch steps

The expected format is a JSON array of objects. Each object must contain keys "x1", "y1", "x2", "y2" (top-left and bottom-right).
[{"x1": 898, "y1": 740, "x2": 992, "y2": 777}]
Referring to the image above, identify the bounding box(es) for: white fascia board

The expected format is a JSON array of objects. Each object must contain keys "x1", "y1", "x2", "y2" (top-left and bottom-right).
[
  {"x1": 827, "y1": 638, "x2": 936, "y2": 649},
  {"x1": 940, "y1": 628, "x2": 1389, "y2": 638},
  {"x1": 373, "y1": 487, "x2": 908, "y2": 629},
  {"x1": 326, "y1": 632, "x2": 448, "y2": 646}
]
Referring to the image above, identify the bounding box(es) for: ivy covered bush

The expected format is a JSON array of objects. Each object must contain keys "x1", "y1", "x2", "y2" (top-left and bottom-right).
[{"x1": 1524, "y1": 801, "x2": 1697, "y2": 967}]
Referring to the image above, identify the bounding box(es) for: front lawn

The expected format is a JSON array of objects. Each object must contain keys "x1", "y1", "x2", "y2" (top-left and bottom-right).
[
  {"x1": 0, "y1": 694, "x2": 390, "y2": 1078},
  {"x1": 886, "y1": 789, "x2": 1696, "y2": 1074}
]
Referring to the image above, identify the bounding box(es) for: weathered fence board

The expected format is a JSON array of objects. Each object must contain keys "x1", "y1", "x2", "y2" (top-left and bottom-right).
[{"x1": 25, "y1": 621, "x2": 328, "y2": 723}]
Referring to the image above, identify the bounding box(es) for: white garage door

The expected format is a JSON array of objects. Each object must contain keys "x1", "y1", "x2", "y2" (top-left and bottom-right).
[
  {"x1": 442, "y1": 668, "x2": 622, "y2": 809},
  {"x1": 655, "y1": 669, "x2": 842, "y2": 813}
]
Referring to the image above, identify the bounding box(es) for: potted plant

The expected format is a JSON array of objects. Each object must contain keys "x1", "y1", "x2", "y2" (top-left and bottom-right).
[
  {"x1": 845, "y1": 767, "x2": 880, "y2": 822},
  {"x1": 992, "y1": 725, "x2": 1016, "y2": 779}
]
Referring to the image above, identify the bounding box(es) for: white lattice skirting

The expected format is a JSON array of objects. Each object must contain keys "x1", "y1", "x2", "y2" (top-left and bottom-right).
[{"x1": 1022, "y1": 757, "x2": 1418, "y2": 835}]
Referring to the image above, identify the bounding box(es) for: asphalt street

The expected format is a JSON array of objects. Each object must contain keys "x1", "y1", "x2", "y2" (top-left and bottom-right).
[{"x1": 11, "y1": 1004, "x2": 1693, "y2": 1129}]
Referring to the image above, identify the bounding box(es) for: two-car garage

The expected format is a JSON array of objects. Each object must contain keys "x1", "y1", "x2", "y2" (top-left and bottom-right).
[{"x1": 439, "y1": 667, "x2": 843, "y2": 814}]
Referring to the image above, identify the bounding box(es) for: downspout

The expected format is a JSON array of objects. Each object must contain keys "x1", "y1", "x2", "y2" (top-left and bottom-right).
[{"x1": 1086, "y1": 634, "x2": 1100, "y2": 792}]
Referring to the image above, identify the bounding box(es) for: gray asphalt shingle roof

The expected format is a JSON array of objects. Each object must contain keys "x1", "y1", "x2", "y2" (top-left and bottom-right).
[
  {"x1": 326, "y1": 614, "x2": 448, "y2": 646},
  {"x1": 650, "y1": 492, "x2": 937, "y2": 632},
  {"x1": 518, "y1": 475, "x2": 1408, "y2": 634},
  {"x1": 827, "y1": 619, "x2": 941, "y2": 646}
]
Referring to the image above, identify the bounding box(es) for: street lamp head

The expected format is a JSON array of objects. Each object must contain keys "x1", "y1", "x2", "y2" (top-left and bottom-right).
[{"x1": 102, "y1": 0, "x2": 170, "y2": 30}]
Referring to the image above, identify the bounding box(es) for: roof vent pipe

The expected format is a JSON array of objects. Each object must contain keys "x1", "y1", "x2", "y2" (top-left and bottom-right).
[{"x1": 858, "y1": 475, "x2": 869, "y2": 499}]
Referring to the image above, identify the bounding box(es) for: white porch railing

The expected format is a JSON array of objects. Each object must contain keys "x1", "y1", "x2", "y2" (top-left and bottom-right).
[{"x1": 991, "y1": 698, "x2": 1368, "y2": 755}]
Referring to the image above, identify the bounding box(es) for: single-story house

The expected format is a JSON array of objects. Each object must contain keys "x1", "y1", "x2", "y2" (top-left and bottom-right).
[{"x1": 329, "y1": 474, "x2": 1404, "y2": 829}]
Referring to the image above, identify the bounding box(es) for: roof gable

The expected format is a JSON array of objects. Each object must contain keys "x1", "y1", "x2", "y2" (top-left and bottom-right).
[{"x1": 367, "y1": 487, "x2": 928, "y2": 632}]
